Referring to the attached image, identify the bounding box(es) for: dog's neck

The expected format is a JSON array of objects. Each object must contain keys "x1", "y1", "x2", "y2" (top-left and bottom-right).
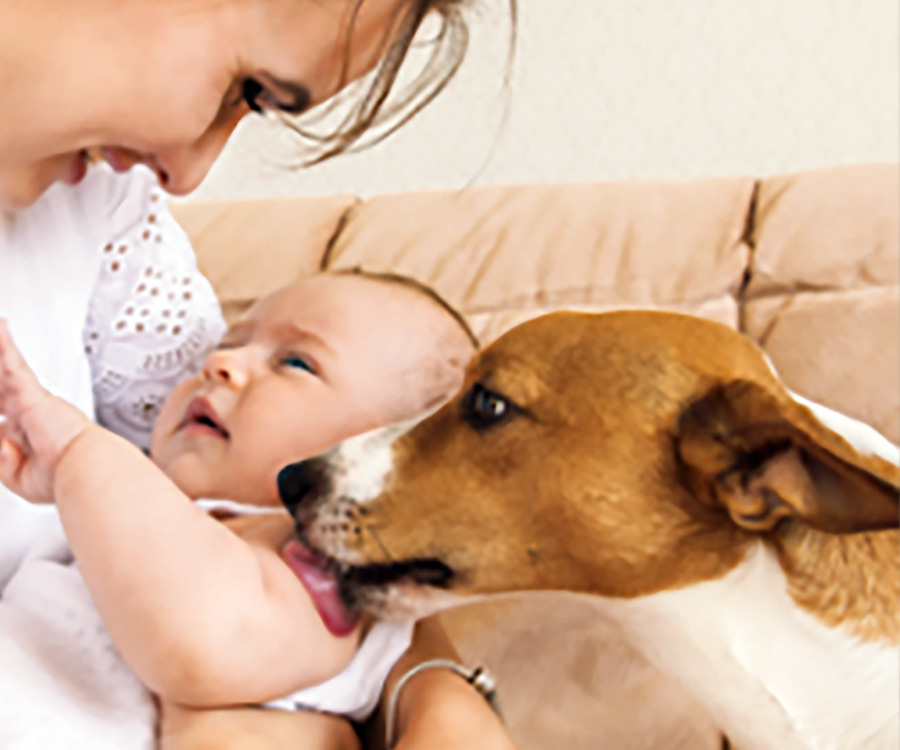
[{"x1": 602, "y1": 542, "x2": 899, "y2": 750}]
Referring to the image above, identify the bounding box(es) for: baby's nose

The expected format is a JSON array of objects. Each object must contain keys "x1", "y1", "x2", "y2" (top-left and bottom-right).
[{"x1": 202, "y1": 350, "x2": 247, "y2": 388}]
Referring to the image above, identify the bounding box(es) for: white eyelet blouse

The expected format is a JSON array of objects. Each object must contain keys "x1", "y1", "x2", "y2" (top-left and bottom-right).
[{"x1": 0, "y1": 164, "x2": 225, "y2": 589}]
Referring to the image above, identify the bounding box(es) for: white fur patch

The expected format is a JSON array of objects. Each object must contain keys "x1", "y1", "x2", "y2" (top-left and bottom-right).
[
  {"x1": 790, "y1": 392, "x2": 900, "y2": 467},
  {"x1": 605, "y1": 544, "x2": 899, "y2": 750},
  {"x1": 328, "y1": 422, "x2": 410, "y2": 505},
  {"x1": 311, "y1": 421, "x2": 419, "y2": 566}
]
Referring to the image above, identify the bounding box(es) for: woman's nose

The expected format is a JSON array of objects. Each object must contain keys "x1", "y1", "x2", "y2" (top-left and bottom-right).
[
  {"x1": 152, "y1": 107, "x2": 246, "y2": 195},
  {"x1": 202, "y1": 348, "x2": 249, "y2": 389}
]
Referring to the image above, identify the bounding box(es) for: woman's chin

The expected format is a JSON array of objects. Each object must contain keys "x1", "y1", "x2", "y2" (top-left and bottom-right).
[
  {"x1": 0, "y1": 173, "x2": 46, "y2": 211},
  {"x1": 0, "y1": 154, "x2": 81, "y2": 210}
]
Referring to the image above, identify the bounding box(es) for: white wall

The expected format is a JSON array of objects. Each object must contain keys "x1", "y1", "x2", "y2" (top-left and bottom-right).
[{"x1": 189, "y1": 0, "x2": 899, "y2": 200}]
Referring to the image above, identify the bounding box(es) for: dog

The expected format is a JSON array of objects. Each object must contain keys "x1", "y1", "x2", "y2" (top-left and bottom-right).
[{"x1": 278, "y1": 310, "x2": 900, "y2": 750}]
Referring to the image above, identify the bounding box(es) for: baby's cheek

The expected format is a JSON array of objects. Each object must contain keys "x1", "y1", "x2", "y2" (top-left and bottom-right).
[
  {"x1": 152, "y1": 381, "x2": 194, "y2": 445},
  {"x1": 155, "y1": 455, "x2": 194, "y2": 498},
  {"x1": 270, "y1": 415, "x2": 339, "y2": 463}
]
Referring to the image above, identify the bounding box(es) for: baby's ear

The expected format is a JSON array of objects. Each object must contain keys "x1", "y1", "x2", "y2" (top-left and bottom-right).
[
  {"x1": 400, "y1": 341, "x2": 472, "y2": 418},
  {"x1": 675, "y1": 380, "x2": 899, "y2": 534},
  {"x1": 403, "y1": 358, "x2": 465, "y2": 418}
]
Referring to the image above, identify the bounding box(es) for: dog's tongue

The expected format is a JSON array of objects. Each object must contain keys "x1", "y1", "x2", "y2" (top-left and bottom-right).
[{"x1": 281, "y1": 539, "x2": 359, "y2": 637}]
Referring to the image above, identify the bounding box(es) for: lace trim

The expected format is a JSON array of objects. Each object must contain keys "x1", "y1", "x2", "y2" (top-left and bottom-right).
[{"x1": 83, "y1": 184, "x2": 225, "y2": 450}]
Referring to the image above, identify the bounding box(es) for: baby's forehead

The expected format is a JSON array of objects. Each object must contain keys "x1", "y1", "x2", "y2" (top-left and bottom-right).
[
  {"x1": 242, "y1": 275, "x2": 461, "y2": 351},
  {"x1": 293, "y1": 274, "x2": 456, "y2": 327}
]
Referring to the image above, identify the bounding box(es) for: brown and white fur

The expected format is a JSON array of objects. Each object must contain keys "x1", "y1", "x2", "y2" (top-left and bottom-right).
[{"x1": 279, "y1": 311, "x2": 900, "y2": 750}]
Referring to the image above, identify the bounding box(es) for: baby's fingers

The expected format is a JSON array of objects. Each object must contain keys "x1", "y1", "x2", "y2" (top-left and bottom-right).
[
  {"x1": 0, "y1": 436, "x2": 27, "y2": 495},
  {"x1": 0, "y1": 319, "x2": 43, "y2": 407},
  {"x1": 0, "y1": 415, "x2": 26, "y2": 448}
]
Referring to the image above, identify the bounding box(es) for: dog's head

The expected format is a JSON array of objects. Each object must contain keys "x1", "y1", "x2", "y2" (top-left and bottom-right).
[{"x1": 280, "y1": 311, "x2": 900, "y2": 620}]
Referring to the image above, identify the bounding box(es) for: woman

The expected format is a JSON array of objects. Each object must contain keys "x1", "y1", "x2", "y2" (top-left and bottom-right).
[
  {"x1": 0, "y1": 0, "x2": 482, "y2": 206},
  {"x1": 0, "y1": 0, "x2": 516, "y2": 747}
]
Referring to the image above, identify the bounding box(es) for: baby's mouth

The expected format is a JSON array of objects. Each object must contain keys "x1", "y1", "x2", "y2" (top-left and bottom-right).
[{"x1": 181, "y1": 397, "x2": 230, "y2": 439}]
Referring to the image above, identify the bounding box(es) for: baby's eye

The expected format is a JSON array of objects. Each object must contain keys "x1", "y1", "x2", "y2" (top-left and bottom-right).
[{"x1": 283, "y1": 355, "x2": 316, "y2": 375}]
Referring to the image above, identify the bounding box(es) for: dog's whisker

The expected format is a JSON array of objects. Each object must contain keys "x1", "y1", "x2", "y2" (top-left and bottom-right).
[{"x1": 364, "y1": 524, "x2": 396, "y2": 564}]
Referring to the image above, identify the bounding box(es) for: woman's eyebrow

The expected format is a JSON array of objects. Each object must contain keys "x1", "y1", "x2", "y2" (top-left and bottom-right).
[{"x1": 265, "y1": 75, "x2": 312, "y2": 114}]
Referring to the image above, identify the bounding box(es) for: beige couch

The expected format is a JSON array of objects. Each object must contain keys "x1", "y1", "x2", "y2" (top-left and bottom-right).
[{"x1": 172, "y1": 162, "x2": 899, "y2": 749}]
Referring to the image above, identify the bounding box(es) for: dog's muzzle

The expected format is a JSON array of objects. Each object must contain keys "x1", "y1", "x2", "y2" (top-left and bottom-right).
[{"x1": 275, "y1": 427, "x2": 461, "y2": 619}]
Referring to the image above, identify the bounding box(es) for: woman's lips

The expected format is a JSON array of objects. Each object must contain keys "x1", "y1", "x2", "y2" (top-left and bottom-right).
[
  {"x1": 61, "y1": 146, "x2": 136, "y2": 188},
  {"x1": 281, "y1": 539, "x2": 360, "y2": 637},
  {"x1": 101, "y1": 146, "x2": 136, "y2": 173},
  {"x1": 62, "y1": 151, "x2": 88, "y2": 186}
]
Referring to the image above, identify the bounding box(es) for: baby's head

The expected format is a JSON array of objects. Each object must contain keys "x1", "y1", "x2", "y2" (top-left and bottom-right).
[{"x1": 150, "y1": 270, "x2": 476, "y2": 505}]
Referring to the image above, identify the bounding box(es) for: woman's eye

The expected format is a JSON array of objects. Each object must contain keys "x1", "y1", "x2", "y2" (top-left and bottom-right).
[
  {"x1": 283, "y1": 355, "x2": 316, "y2": 375},
  {"x1": 241, "y1": 78, "x2": 265, "y2": 114},
  {"x1": 236, "y1": 77, "x2": 310, "y2": 116}
]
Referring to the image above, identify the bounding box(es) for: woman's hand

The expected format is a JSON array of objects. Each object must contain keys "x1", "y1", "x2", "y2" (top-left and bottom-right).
[
  {"x1": 159, "y1": 699, "x2": 362, "y2": 750},
  {"x1": 373, "y1": 616, "x2": 516, "y2": 750},
  {"x1": 0, "y1": 319, "x2": 93, "y2": 503}
]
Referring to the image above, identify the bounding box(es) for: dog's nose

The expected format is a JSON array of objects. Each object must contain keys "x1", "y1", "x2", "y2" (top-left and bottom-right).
[{"x1": 277, "y1": 458, "x2": 329, "y2": 517}]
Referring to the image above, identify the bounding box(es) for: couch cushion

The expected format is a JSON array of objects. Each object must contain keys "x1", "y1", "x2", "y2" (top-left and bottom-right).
[
  {"x1": 171, "y1": 195, "x2": 358, "y2": 323},
  {"x1": 747, "y1": 164, "x2": 899, "y2": 297},
  {"x1": 324, "y1": 178, "x2": 756, "y2": 342},
  {"x1": 743, "y1": 287, "x2": 900, "y2": 444},
  {"x1": 441, "y1": 595, "x2": 722, "y2": 750},
  {"x1": 745, "y1": 164, "x2": 899, "y2": 443}
]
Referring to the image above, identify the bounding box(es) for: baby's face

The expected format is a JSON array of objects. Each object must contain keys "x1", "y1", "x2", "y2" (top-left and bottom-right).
[{"x1": 150, "y1": 275, "x2": 471, "y2": 505}]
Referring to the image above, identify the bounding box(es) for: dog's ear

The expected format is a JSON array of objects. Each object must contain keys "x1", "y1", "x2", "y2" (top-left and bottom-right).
[{"x1": 676, "y1": 380, "x2": 899, "y2": 534}]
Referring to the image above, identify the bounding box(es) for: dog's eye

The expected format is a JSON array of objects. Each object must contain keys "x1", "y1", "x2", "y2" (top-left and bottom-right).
[{"x1": 463, "y1": 384, "x2": 512, "y2": 429}]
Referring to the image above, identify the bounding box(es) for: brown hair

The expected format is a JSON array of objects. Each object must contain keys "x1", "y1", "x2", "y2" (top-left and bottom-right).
[
  {"x1": 331, "y1": 266, "x2": 479, "y2": 348},
  {"x1": 281, "y1": 0, "x2": 517, "y2": 165}
]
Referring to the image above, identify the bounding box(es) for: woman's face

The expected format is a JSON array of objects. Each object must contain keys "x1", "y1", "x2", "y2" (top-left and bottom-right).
[{"x1": 0, "y1": 0, "x2": 408, "y2": 209}]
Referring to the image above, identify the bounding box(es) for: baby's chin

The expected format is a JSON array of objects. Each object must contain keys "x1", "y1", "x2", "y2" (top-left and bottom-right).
[
  {"x1": 155, "y1": 457, "x2": 224, "y2": 503},
  {"x1": 169, "y1": 469, "x2": 282, "y2": 510}
]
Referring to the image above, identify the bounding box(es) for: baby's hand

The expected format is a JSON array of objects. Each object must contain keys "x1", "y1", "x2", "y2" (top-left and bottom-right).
[{"x1": 0, "y1": 319, "x2": 94, "y2": 503}]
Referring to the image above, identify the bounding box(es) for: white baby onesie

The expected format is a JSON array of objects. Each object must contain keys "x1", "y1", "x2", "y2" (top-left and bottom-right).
[
  {"x1": 0, "y1": 522, "x2": 156, "y2": 749},
  {"x1": 196, "y1": 500, "x2": 417, "y2": 723},
  {"x1": 0, "y1": 515, "x2": 413, "y2": 749}
]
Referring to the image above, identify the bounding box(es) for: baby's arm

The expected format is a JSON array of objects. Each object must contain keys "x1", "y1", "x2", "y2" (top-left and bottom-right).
[{"x1": 0, "y1": 320, "x2": 360, "y2": 706}]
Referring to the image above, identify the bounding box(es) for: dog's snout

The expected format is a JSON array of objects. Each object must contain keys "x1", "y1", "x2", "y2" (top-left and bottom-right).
[{"x1": 278, "y1": 458, "x2": 330, "y2": 517}]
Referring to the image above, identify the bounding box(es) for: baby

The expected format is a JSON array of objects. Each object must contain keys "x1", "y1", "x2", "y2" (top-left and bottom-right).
[{"x1": 0, "y1": 269, "x2": 477, "y2": 749}]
